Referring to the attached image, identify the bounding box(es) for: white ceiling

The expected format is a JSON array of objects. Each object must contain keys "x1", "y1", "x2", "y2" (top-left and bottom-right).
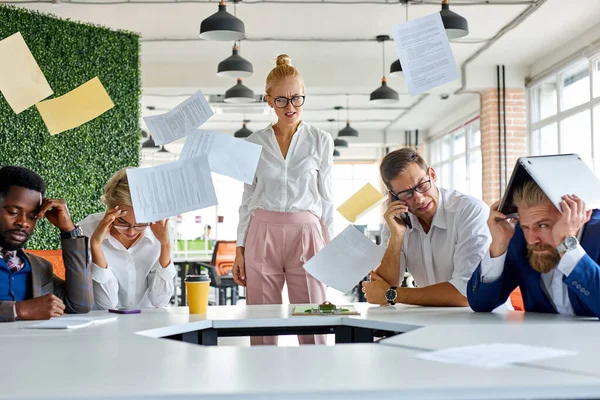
[{"x1": 9, "y1": 0, "x2": 600, "y2": 160}]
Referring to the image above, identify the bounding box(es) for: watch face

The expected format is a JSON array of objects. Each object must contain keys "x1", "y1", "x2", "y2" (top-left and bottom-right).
[
  {"x1": 565, "y1": 236, "x2": 578, "y2": 250},
  {"x1": 385, "y1": 288, "x2": 396, "y2": 301}
]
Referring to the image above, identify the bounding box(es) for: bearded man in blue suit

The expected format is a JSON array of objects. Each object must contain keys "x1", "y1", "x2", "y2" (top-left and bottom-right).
[{"x1": 468, "y1": 180, "x2": 600, "y2": 318}]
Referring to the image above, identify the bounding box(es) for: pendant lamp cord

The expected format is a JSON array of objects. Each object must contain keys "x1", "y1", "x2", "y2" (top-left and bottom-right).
[
  {"x1": 346, "y1": 95, "x2": 350, "y2": 122},
  {"x1": 381, "y1": 40, "x2": 385, "y2": 79}
]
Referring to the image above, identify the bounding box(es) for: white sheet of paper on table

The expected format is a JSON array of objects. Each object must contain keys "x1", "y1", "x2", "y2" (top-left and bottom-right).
[
  {"x1": 179, "y1": 129, "x2": 263, "y2": 185},
  {"x1": 126, "y1": 155, "x2": 217, "y2": 223},
  {"x1": 24, "y1": 315, "x2": 117, "y2": 330},
  {"x1": 303, "y1": 225, "x2": 386, "y2": 293},
  {"x1": 416, "y1": 343, "x2": 577, "y2": 369},
  {"x1": 391, "y1": 12, "x2": 460, "y2": 96},
  {"x1": 143, "y1": 90, "x2": 214, "y2": 145}
]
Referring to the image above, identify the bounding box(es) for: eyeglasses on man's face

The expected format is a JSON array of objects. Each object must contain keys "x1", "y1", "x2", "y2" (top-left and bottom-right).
[
  {"x1": 271, "y1": 95, "x2": 305, "y2": 109},
  {"x1": 389, "y1": 177, "x2": 432, "y2": 201}
]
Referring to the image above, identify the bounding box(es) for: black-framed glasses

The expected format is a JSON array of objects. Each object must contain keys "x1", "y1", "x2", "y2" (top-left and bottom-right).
[
  {"x1": 389, "y1": 178, "x2": 432, "y2": 201},
  {"x1": 113, "y1": 221, "x2": 150, "y2": 231},
  {"x1": 271, "y1": 95, "x2": 305, "y2": 109}
]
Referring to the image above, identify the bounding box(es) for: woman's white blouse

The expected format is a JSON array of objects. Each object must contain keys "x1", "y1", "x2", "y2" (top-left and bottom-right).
[
  {"x1": 79, "y1": 213, "x2": 176, "y2": 309},
  {"x1": 236, "y1": 121, "x2": 335, "y2": 246}
]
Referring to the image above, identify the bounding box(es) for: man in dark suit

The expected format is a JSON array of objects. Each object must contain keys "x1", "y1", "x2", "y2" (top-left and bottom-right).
[
  {"x1": 0, "y1": 166, "x2": 93, "y2": 322},
  {"x1": 468, "y1": 179, "x2": 600, "y2": 318}
]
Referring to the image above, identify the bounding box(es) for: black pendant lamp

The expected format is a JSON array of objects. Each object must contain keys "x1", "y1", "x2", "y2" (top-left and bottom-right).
[
  {"x1": 141, "y1": 135, "x2": 158, "y2": 149},
  {"x1": 440, "y1": 0, "x2": 469, "y2": 39},
  {"x1": 333, "y1": 149, "x2": 340, "y2": 157},
  {"x1": 390, "y1": 59, "x2": 403, "y2": 78},
  {"x1": 370, "y1": 35, "x2": 399, "y2": 104},
  {"x1": 157, "y1": 145, "x2": 170, "y2": 153},
  {"x1": 224, "y1": 78, "x2": 255, "y2": 103},
  {"x1": 331, "y1": 114, "x2": 348, "y2": 148},
  {"x1": 141, "y1": 129, "x2": 148, "y2": 139},
  {"x1": 217, "y1": 43, "x2": 253, "y2": 78},
  {"x1": 234, "y1": 120, "x2": 252, "y2": 138},
  {"x1": 334, "y1": 138, "x2": 348, "y2": 148},
  {"x1": 199, "y1": 0, "x2": 246, "y2": 41},
  {"x1": 141, "y1": 106, "x2": 158, "y2": 148},
  {"x1": 338, "y1": 96, "x2": 359, "y2": 138}
]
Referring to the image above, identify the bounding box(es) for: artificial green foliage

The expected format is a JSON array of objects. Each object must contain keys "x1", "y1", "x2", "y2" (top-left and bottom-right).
[{"x1": 0, "y1": 5, "x2": 141, "y2": 250}]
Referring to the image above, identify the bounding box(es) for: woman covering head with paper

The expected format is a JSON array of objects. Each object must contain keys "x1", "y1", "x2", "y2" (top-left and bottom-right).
[
  {"x1": 233, "y1": 54, "x2": 334, "y2": 346},
  {"x1": 78, "y1": 168, "x2": 176, "y2": 310}
]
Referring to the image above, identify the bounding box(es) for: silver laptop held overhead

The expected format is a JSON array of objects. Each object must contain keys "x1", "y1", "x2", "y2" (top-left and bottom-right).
[{"x1": 498, "y1": 154, "x2": 600, "y2": 218}]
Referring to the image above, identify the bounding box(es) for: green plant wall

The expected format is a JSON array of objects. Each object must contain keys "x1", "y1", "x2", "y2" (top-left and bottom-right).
[{"x1": 0, "y1": 5, "x2": 141, "y2": 250}]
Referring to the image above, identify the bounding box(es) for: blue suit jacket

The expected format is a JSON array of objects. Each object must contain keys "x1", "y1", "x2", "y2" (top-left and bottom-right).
[{"x1": 468, "y1": 210, "x2": 600, "y2": 318}]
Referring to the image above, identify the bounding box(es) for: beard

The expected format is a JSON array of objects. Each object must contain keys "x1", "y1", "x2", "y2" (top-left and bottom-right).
[
  {"x1": 527, "y1": 244, "x2": 561, "y2": 274},
  {"x1": 0, "y1": 229, "x2": 31, "y2": 251}
]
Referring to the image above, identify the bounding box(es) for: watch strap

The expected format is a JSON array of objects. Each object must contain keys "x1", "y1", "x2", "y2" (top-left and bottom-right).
[{"x1": 60, "y1": 225, "x2": 83, "y2": 240}]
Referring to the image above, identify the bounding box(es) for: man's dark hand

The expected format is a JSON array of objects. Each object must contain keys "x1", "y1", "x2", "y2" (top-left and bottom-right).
[
  {"x1": 15, "y1": 294, "x2": 65, "y2": 320},
  {"x1": 37, "y1": 198, "x2": 76, "y2": 232}
]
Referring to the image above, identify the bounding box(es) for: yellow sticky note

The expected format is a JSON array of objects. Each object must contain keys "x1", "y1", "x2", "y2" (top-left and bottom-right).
[
  {"x1": 36, "y1": 77, "x2": 114, "y2": 135},
  {"x1": 337, "y1": 183, "x2": 386, "y2": 223},
  {"x1": 0, "y1": 32, "x2": 53, "y2": 114}
]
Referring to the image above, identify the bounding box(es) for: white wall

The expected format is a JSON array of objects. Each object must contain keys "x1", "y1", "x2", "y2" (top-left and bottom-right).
[{"x1": 529, "y1": 22, "x2": 600, "y2": 81}]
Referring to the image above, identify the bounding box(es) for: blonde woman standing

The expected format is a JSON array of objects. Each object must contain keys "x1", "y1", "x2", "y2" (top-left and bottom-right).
[
  {"x1": 79, "y1": 168, "x2": 176, "y2": 310},
  {"x1": 232, "y1": 54, "x2": 334, "y2": 346}
]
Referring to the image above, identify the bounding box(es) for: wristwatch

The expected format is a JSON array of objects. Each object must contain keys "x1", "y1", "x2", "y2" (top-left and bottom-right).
[
  {"x1": 60, "y1": 225, "x2": 83, "y2": 240},
  {"x1": 556, "y1": 235, "x2": 578, "y2": 254},
  {"x1": 385, "y1": 286, "x2": 398, "y2": 305}
]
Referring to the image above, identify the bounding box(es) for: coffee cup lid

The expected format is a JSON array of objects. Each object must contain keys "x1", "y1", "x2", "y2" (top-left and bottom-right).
[{"x1": 185, "y1": 274, "x2": 210, "y2": 282}]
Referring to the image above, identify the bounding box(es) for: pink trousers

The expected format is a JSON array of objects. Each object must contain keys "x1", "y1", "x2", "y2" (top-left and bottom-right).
[{"x1": 245, "y1": 209, "x2": 327, "y2": 345}]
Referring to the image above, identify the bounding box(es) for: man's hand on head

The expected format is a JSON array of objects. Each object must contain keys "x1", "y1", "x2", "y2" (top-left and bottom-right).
[
  {"x1": 552, "y1": 195, "x2": 592, "y2": 248},
  {"x1": 37, "y1": 198, "x2": 76, "y2": 233}
]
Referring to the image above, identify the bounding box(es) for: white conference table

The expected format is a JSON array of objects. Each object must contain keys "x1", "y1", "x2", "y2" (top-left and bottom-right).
[{"x1": 1, "y1": 303, "x2": 599, "y2": 400}]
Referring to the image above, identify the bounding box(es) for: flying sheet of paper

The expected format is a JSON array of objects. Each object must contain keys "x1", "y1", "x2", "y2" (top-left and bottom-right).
[
  {"x1": 391, "y1": 12, "x2": 460, "y2": 96},
  {"x1": 337, "y1": 183, "x2": 386, "y2": 223},
  {"x1": 126, "y1": 155, "x2": 218, "y2": 223},
  {"x1": 0, "y1": 32, "x2": 53, "y2": 114},
  {"x1": 303, "y1": 225, "x2": 386, "y2": 293},
  {"x1": 143, "y1": 90, "x2": 214, "y2": 145},
  {"x1": 179, "y1": 130, "x2": 262, "y2": 185},
  {"x1": 35, "y1": 77, "x2": 114, "y2": 135},
  {"x1": 416, "y1": 343, "x2": 577, "y2": 369}
]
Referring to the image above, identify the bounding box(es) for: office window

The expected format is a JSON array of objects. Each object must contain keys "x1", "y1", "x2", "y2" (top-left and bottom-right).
[
  {"x1": 529, "y1": 56, "x2": 600, "y2": 175},
  {"x1": 561, "y1": 60, "x2": 590, "y2": 111},
  {"x1": 595, "y1": 106, "x2": 600, "y2": 174},
  {"x1": 428, "y1": 118, "x2": 482, "y2": 199},
  {"x1": 560, "y1": 110, "x2": 592, "y2": 166},
  {"x1": 332, "y1": 162, "x2": 382, "y2": 236},
  {"x1": 531, "y1": 123, "x2": 559, "y2": 156},
  {"x1": 594, "y1": 60, "x2": 600, "y2": 98},
  {"x1": 531, "y1": 78, "x2": 557, "y2": 123}
]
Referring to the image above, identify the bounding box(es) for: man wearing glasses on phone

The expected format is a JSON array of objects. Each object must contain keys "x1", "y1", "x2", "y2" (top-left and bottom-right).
[
  {"x1": 362, "y1": 148, "x2": 496, "y2": 308},
  {"x1": 0, "y1": 166, "x2": 92, "y2": 322}
]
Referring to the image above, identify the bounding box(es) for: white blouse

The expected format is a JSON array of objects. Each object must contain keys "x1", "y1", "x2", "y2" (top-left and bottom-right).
[
  {"x1": 237, "y1": 121, "x2": 335, "y2": 246},
  {"x1": 79, "y1": 213, "x2": 176, "y2": 310}
]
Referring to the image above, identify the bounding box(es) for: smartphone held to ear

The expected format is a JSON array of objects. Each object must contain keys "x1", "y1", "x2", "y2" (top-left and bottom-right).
[{"x1": 390, "y1": 192, "x2": 412, "y2": 229}]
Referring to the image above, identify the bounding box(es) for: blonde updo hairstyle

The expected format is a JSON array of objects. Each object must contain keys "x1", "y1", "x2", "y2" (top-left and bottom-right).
[
  {"x1": 101, "y1": 168, "x2": 133, "y2": 209},
  {"x1": 265, "y1": 54, "x2": 305, "y2": 96}
]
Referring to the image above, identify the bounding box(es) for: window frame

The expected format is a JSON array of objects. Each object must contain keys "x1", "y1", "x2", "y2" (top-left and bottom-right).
[
  {"x1": 529, "y1": 55, "x2": 600, "y2": 172},
  {"x1": 427, "y1": 116, "x2": 482, "y2": 199}
]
